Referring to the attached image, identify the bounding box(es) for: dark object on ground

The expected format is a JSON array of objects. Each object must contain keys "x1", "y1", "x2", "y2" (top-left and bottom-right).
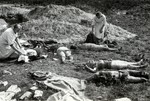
[
  {"x1": 0, "y1": 57, "x2": 17, "y2": 63},
  {"x1": 28, "y1": 71, "x2": 48, "y2": 81},
  {"x1": 84, "y1": 32, "x2": 103, "y2": 45},
  {"x1": 85, "y1": 32, "x2": 118, "y2": 48},
  {"x1": 103, "y1": 40, "x2": 118, "y2": 48},
  {"x1": 28, "y1": 39, "x2": 58, "y2": 49},
  {"x1": 133, "y1": 53, "x2": 145, "y2": 62}
]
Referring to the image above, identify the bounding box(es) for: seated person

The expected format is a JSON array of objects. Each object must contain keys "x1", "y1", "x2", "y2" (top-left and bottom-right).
[
  {"x1": 70, "y1": 43, "x2": 121, "y2": 52},
  {"x1": 50, "y1": 45, "x2": 73, "y2": 64},
  {"x1": 86, "y1": 70, "x2": 149, "y2": 85},
  {"x1": 0, "y1": 24, "x2": 26, "y2": 60},
  {"x1": 84, "y1": 59, "x2": 147, "y2": 73}
]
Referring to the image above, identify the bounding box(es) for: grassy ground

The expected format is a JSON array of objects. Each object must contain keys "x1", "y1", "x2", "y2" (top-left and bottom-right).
[{"x1": 0, "y1": 3, "x2": 150, "y2": 101}]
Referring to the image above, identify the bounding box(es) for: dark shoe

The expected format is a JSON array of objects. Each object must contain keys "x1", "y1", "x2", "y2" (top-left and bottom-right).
[
  {"x1": 141, "y1": 72, "x2": 149, "y2": 79},
  {"x1": 70, "y1": 45, "x2": 77, "y2": 50}
]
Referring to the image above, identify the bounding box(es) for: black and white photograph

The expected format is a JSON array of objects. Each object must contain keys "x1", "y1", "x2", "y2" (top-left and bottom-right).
[{"x1": 0, "y1": 0, "x2": 150, "y2": 101}]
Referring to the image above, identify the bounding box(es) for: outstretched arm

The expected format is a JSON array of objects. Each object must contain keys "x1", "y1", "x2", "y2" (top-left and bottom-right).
[{"x1": 84, "y1": 64, "x2": 97, "y2": 73}]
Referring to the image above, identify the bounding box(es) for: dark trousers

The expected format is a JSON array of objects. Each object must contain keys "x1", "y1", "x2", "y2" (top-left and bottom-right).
[{"x1": 84, "y1": 32, "x2": 103, "y2": 45}]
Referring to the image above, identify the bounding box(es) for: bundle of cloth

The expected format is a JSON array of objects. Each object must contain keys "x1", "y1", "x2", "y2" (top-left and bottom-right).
[{"x1": 29, "y1": 71, "x2": 92, "y2": 101}]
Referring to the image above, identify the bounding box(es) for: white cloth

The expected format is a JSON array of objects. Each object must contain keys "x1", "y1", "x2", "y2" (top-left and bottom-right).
[
  {"x1": 17, "y1": 49, "x2": 37, "y2": 63},
  {"x1": 114, "y1": 97, "x2": 131, "y2": 101},
  {"x1": 34, "y1": 71, "x2": 92, "y2": 101},
  {"x1": 18, "y1": 55, "x2": 29, "y2": 63},
  {"x1": 92, "y1": 14, "x2": 106, "y2": 39},
  {"x1": 26, "y1": 49, "x2": 37, "y2": 56},
  {"x1": 0, "y1": 28, "x2": 17, "y2": 59},
  {"x1": 0, "y1": 85, "x2": 21, "y2": 101}
]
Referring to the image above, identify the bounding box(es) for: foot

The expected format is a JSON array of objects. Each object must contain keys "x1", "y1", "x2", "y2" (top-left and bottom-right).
[
  {"x1": 140, "y1": 63, "x2": 148, "y2": 68},
  {"x1": 141, "y1": 72, "x2": 149, "y2": 79},
  {"x1": 118, "y1": 47, "x2": 122, "y2": 51},
  {"x1": 70, "y1": 45, "x2": 77, "y2": 50}
]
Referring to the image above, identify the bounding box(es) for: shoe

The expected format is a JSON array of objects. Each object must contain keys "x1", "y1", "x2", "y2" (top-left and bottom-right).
[
  {"x1": 141, "y1": 72, "x2": 149, "y2": 79},
  {"x1": 70, "y1": 45, "x2": 77, "y2": 50}
]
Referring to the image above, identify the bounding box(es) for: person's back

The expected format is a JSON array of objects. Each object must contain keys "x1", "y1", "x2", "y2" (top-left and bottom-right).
[
  {"x1": 0, "y1": 24, "x2": 8, "y2": 36},
  {"x1": 0, "y1": 28, "x2": 17, "y2": 59}
]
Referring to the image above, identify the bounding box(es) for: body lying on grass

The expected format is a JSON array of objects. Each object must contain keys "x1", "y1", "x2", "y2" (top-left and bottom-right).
[
  {"x1": 70, "y1": 43, "x2": 121, "y2": 52},
  {"x1": 86, "y1": 70, "x2": 149, "y2": 85},
  {"x1": 84, "y1": 59, "x2": 147, "y2": 73},
  {"x1": 49, "y1": 45, "x2": 73, "y2": 64}
]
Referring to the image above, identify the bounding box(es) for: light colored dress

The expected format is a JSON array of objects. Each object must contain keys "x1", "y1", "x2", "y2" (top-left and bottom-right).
[
  {"x1": 92, "y1": 14, "x2": 106, "y2": 39},
  {"x1": 0, "y1": 28, "x2": 17, "y2": 59}
]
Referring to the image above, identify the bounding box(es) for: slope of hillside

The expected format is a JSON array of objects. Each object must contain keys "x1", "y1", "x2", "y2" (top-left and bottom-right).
[
  {"x1": 0, "y1": 3, "x2": 150, "y2": 101},
  {"x1": 19, "y1": 4, "x2": 136, "y2": 43}
]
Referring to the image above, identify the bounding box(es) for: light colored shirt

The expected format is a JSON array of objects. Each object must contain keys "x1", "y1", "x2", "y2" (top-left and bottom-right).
[
  {"x1": 0, "y1": 24, "x2": 8, "y2": 36},
  {"x1": 0, "y1": 28, "x2": 17, "y2": 59},
  {"x1": 92, "y1": 14, "x2": 106, "y2": 39}
]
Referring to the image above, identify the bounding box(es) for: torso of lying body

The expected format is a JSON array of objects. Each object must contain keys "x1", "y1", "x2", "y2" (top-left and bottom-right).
[
  {"x1": 96, "y1": 70, "x2": 124, "y2": 79},
  {"x1": 95, "y1": 60, "x2": 138, "y2": 70}
]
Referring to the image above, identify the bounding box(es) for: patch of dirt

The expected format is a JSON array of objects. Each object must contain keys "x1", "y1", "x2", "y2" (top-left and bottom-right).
[
  {"x1": 28, "y1": 4, "x2": 94, "y2": 24},
  {"x1": 1, "y1": 3, "x2": 150, "y2": 101},
  {"x1": 0, "y1": 5, "x2": 30, "y2": 24},
  {"x1": 20, "y1": 4, "x2": 136, "y2": 43},
  {"x1": 126, "y1": 4, "x2": 150, "y2": 18},
  {"x1": 21, "y1": 18, "x2": 90, "y2": 43}
]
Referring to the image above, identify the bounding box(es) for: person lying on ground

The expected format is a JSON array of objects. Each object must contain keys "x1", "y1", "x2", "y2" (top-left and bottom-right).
[
  {"x1": 70, "y1": 43, "x2": 121, "y2": 52},
  {"x1": 86, "y1": 70, "x2": 149, "y2": 85},
  {"x1": 49, "y1": 45, "x2": 73, "y2": 64},
  {"x1": 84, "y1": 59, "x2": 147, "y2": 73},
  {"x1": 0, "y1": 24, "x2": 27, "y2": 60},
  {"x1": 17, "y1": 48, "x2": 48, "y2": 63},
  {"x1": 27, "y1": 39, "x2": 58, "y2": 48},
  {"x1": 85, "y1": 12, "x2": 107, "y2": 44}
]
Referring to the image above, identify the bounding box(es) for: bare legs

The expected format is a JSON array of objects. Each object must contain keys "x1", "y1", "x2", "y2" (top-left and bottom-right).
[{"x1": 86, "y1": 70, "x2": 149, "y2": 84}]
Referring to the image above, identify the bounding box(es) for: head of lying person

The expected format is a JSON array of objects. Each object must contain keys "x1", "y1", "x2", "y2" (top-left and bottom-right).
[
  {"x1": 18, "y1": 49, "x2": 42, "y2": 63},
  {"x1": 28, "y1": 48, "x2": 44, "y2": 61},
  {"x1": 85, "y1": 60, "x2": 97, "y2": 69}
]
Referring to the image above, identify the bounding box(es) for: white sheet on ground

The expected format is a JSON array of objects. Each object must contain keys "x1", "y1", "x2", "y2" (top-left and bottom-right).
[{"x1": 35, "y1": 72, "x2": 92, "y2": 101}]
